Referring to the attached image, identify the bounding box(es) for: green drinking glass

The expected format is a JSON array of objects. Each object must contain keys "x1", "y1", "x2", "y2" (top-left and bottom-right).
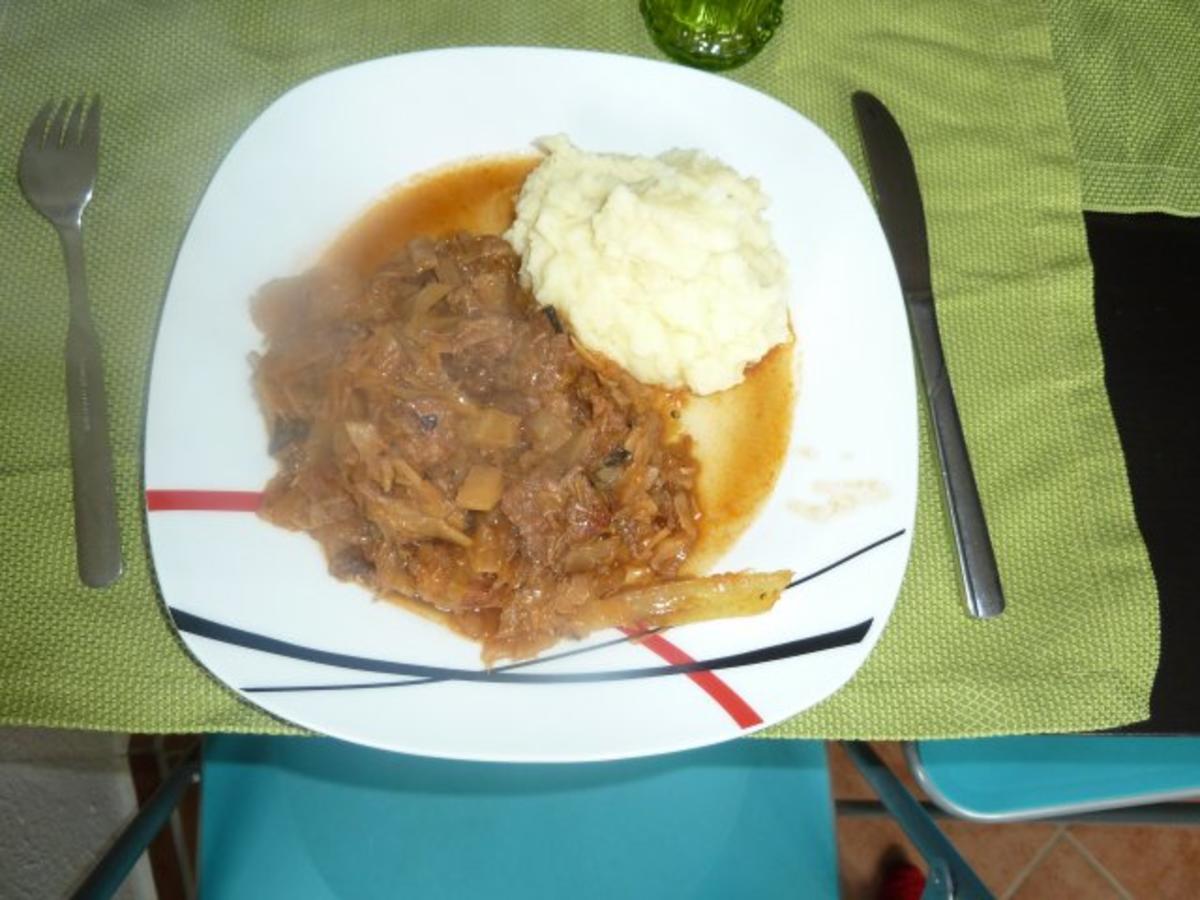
[{"x1": 640, "y1": 0, "x2": 783, "y2": 70}]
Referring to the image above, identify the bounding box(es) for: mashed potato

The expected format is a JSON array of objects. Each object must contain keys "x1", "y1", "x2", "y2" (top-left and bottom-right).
[{"x1": 504, "y1": 136, "x2": 790, "y2": 396}]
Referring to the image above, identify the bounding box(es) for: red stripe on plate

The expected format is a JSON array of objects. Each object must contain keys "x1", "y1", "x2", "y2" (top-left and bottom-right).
[
  {"x1": 146, "y1": 490, "x2": 263, "y2": 512},
  {"x1": 144, "y1": 491, "x2": 761, "y2": 726},
  {"x1": 621, "y1": 627, "x2": 763, "y2": 729}
]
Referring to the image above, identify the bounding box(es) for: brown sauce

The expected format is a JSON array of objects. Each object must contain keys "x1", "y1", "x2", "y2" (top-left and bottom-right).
[
  {"x1": 323, "y1": 156, "x2": 794, "y2": 575},
  {"x1": 681, "y1": 343, "x2": 794, "y2": 573},
  {"x1": 325, "y1": 156, "x2": 540, "y2": 275}
]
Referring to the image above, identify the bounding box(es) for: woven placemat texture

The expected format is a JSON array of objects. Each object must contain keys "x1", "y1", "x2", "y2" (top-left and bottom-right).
[
  {"x1": 0, "y1": 0, "x2": 1159, "y2": 738},
  {"x1": 1049, "y1": 0, "x2": 1200, "y2": 215}
]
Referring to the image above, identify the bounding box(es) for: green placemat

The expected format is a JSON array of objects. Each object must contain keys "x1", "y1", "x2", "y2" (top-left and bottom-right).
[
  {"x1": 1049, "y1": 0, "x2": 1200, "y2": 216},
  {"x1": 0, "y1": 1, "x2": 1159, "y2": 738}
]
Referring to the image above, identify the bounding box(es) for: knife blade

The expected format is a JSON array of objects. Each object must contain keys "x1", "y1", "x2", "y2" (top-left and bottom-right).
[{"x1": 852, "y1": 91, "x2": 1005, "y2": 619}]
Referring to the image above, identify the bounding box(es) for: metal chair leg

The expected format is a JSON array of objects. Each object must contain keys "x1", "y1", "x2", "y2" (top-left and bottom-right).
[
  {"x1": 70, "y1": 758, "x2": 200, "y2": 900},
  {"x1": 841, "y1": 741, "x2": 993, "y2": 900}
]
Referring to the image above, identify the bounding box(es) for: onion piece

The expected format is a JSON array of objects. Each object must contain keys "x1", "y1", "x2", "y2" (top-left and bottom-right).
[
  {"x1": 587, "y1": 570, "x2": 792, "y2": 630},
  {"x1": 404, "y1": 282, "x2": 452, "y2": 334},
  {"x1": 561, "y1": 537, "x2": 619, "y2": 573},
  {"x1": 455, "y1": 465, "x2": 504, "y2": 511},
  {"x1": 470, "y1": 408, "x2": 522, "y2": 449},
  {"x1": 527, "y1": 408, "x2": 573, "y2": 452},
  {"x1": 467, "y1": 518, "x2": 511, "y2": 574}
]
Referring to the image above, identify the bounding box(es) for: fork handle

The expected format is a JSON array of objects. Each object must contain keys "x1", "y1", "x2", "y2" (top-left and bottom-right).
[{"x1": 58, "y1": 223, "x2": 123, "y2": 588}]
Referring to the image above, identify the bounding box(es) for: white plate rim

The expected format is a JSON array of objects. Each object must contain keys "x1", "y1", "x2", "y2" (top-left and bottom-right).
[{"x1": 142, "y1": 45, "x2": 918, "y2": 762}]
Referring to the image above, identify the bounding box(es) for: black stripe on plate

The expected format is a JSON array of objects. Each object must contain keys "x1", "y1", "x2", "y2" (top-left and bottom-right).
[
  {"x1": 242, "y1": 630, "x2": 655, "y2": 693},
  {"x1": 787, "y1": 528, "x2": 906, "y2": 589},
  {"x1": 175, "y1": 528, "x2": 902, "y2": 692},
  {"x1": 172, "y1": 609, "x2": 871, "y2": 685}
]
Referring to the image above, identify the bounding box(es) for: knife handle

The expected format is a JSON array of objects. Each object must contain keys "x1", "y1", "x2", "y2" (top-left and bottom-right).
[{"x1": 906, "y1": 292, "x2": 1005, "y2": 618}]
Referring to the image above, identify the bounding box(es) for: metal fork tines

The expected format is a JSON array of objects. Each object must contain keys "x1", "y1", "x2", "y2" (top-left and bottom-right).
[{"x1": 19, "y1": 97, "x2": 123, "y2": 588}]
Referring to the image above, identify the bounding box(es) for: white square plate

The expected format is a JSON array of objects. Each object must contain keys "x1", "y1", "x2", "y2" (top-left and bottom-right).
[{"x1": 144, "y1": 47, "x2": 917, "y2": 761}]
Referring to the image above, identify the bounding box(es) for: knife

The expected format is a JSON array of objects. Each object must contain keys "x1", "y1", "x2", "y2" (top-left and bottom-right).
[{"x1": 852, "y1": 91, "x2": 1005, "y2": 619}]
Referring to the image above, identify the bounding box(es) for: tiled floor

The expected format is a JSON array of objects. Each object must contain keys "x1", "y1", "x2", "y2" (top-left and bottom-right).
[{"x1": 829, "y1": 742, "x2": 1200, "y2": 899}]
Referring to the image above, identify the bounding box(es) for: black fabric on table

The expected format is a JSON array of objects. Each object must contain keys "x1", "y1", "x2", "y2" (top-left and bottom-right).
[{"x1": 1089, "y1": 212, "x2": 1200, "y2": 734}]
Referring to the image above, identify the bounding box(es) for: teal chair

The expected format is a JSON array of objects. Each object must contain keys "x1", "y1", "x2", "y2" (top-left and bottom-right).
[
  {"x1": 74, "y1": 737, "x2": 992, "y2": 899},
  {"x1": 908, "y1": 736, "x2": 1200, "y2": 822},
  {"x1": 200, "y1": 736, "x2": 835, "y2": 899}
]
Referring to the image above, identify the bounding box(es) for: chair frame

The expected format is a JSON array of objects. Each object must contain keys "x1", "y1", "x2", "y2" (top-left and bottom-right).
[
  {"x1": 72, "y1": 740, "x2": 994, "y2": 900},
  {"x1": 903, "y1": 740, "x2": 1200, "y2": 825}
]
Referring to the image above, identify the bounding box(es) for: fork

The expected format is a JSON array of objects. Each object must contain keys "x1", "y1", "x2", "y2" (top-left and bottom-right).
[{"x1": 19, "y1": 97, "x2": 122, "y2": 588}]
